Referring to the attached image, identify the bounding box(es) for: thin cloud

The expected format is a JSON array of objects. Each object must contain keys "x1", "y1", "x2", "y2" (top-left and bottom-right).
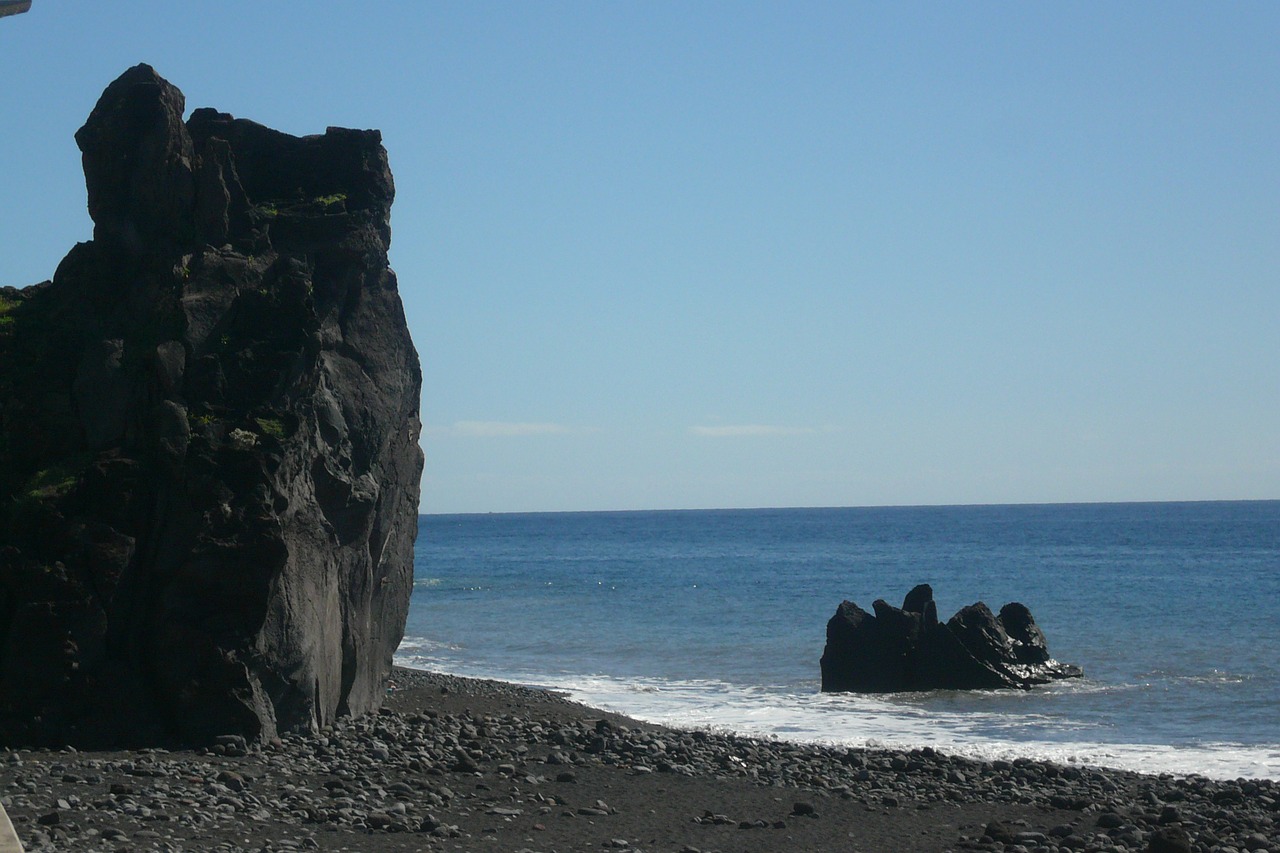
[
  {"x1": 453, "y1": 421, "x2": 572, "y2": 437},
  {"x1": 689, "y1": 424, "x2": 824, "y2": 438}
]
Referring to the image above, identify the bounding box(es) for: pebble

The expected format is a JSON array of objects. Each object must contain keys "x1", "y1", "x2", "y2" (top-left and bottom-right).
[{"x1": 0, "y1": 667, "x2": 1275, "y2": 853}]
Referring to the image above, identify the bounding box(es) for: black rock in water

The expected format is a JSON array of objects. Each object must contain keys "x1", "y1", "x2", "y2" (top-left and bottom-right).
[
  {"x1": 820, "y1": 584, "x2": 1082, "y2": 692},
  {"x1": 0, "y1": 64, "x2": 423, "y2": 746}
]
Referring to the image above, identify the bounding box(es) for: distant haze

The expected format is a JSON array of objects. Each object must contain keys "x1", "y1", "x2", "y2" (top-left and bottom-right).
[{"x1": 1, "y1": 3, "x2": 1276, "y2": 513}]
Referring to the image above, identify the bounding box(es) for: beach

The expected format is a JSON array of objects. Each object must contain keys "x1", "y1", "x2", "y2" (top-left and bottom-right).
[
  {"x1": 2, "y1": 667, "x2": 1275, "y2": 853},
  {"x1": 407, "y1": 504, "x2": 1280, "y2": 784}
]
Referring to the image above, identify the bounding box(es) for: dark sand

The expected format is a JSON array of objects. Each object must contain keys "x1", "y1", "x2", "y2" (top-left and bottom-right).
[{"x1": 1, "y1": 668, "x2": 1274, "y2": 852}]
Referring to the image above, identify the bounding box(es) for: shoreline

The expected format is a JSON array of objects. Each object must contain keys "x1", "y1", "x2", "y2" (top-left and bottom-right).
[
  {"x1": 395, "y1": 658, "x2": 1280, "y2": 784},
  {"x1": 2, "y1": 667, "x2": 1275, "y2": 853}
]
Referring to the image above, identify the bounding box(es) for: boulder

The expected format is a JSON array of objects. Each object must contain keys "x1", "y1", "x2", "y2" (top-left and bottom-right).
[
  {"x1": 820, "y1": 584, "x2": 1082, "y2": 692},
  {"x1": 0, "y1": 65, "x2": 423, "y2": 746},
  {"x1": 1145, "y1": 826, "x2": 1193, "y2": 853}
]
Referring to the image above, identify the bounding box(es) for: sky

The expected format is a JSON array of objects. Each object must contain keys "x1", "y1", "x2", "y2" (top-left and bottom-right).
[{"x1": 1, "y1": 2, "x2": 1277, "y2": 514}]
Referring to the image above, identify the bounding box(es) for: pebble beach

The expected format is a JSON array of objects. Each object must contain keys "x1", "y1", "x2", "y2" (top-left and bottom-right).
[{"x1": 2, "y1": 668, "x2": 1276, "y2": 853}]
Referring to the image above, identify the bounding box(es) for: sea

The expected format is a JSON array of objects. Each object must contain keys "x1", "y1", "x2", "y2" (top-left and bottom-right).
[{"x1": 396, "y1": 501, "x2": 1280, "y2": 781}]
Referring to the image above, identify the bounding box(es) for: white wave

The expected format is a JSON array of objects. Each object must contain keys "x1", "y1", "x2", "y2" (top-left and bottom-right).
[
  {"x1": 396, "y1": 638, "x2": 463, "y2": 654},
  {"x1": 392, "y1": 651, "x2": 1280, "y2": 781},
  {"x1": 1137, "y1": 670, "x2": 1251, "y2": 687}
]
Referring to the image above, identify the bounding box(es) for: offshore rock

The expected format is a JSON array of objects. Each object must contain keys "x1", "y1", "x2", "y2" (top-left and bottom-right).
[
  {"x1": 0, "y1": 64, "x2": 423, "y2": 746},
  {"x1": 820, "y1": 584, "x2": 1082, "y2": 692}
]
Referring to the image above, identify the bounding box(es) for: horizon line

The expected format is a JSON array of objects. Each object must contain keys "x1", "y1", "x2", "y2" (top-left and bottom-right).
[{"x1": 417, "y1": 496, "x2": 1278, "y2": 518}]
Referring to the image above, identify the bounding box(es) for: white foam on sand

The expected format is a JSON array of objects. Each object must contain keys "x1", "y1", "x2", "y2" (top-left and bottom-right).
[{"x1": 394, "y1": 650, "x2": 1280, "y2": 781}]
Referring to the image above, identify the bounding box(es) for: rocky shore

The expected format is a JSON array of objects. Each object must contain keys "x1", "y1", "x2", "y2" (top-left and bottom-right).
[{"x1": 2, "y1": 668, "x2": 1275, "y2": 853}]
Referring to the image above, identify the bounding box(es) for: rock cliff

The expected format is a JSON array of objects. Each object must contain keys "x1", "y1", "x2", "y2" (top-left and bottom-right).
[
  {"x1": 0, "y1": 64, "x2": 423, "y2": 746},
  {"x1": 820, "y1": 584, "x2": 1082, "y2": 692}
]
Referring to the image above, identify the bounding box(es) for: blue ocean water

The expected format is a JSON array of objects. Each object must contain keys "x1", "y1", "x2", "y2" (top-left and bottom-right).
[{"x1": 397, "y1": 502, "x2": 1280, "y2": 780}]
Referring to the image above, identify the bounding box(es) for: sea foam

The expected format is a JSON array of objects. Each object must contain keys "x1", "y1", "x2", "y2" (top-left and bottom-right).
[{"x1": 395, "y1": 651, "x2": 1280, "y2": 781}]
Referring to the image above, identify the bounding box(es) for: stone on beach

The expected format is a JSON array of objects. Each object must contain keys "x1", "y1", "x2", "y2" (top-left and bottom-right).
[{"x1": 1, "y1": 667, "x2": 1275, "y2": 853}]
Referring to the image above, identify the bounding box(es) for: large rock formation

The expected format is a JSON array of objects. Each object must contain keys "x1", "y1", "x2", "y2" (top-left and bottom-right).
[
  {"x1": 820, "y1": 585, "x2": 1082, "y2": 692},
  {"x1": 0, "y1": 65, "x2": 423, "y2": 746}
]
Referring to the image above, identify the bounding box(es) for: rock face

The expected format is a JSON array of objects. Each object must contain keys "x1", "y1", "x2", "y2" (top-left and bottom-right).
[
  {"x1": 820, "y1": 585, "x2": 1082, "y2": 692},
  {"x1": 0, "y1": 65, "x2": 423, "y2": 746}
]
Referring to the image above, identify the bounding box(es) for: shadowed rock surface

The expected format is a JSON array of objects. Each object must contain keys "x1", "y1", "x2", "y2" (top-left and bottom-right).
[
  {"x1": 820, "y1": 584, "x2": 1082, "y2": 692},
  {"x1": 0, "y1": 64, "x2": 422, "y2": 746}
]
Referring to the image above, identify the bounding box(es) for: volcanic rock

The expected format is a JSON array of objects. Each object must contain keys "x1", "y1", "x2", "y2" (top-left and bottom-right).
[
  {"x1": 820, "y1": 584, "x2": 1082, "y2": 692},
  {"x1": 0, "y1": 64, "x2": 422, "y2": 746}
]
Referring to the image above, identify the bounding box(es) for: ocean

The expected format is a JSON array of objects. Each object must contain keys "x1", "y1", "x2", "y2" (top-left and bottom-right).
[{"x1": 396, "y1": 501, "x2": 1280, "y2": 781}]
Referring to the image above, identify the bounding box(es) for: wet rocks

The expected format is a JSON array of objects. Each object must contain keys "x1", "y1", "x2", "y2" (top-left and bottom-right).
[{"x1": 821, "y1": 584, "x2": 1084, "y2": 692}]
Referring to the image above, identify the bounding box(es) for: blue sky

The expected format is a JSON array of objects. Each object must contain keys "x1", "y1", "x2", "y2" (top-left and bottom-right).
[{"x1": 2, "y1": 2, "x2": 1277, "y2": 513}]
